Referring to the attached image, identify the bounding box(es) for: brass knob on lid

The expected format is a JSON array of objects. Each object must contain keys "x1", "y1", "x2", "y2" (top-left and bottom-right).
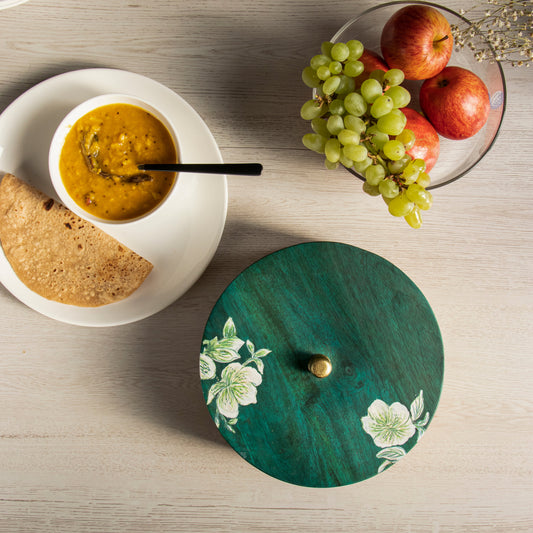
[{"x1": 308, "y1": 354, "x2": 332, "y2": 378}]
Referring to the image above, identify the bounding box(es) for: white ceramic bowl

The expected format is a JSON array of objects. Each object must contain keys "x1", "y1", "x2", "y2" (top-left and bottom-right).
[{"x1": 49, "y1": 93, "x2": 180, "y2": 225}]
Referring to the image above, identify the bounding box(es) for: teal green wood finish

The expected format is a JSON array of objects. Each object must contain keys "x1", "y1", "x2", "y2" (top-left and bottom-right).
[{"x1": 200, "y1": 242, "x2": 444, "y2": 487}]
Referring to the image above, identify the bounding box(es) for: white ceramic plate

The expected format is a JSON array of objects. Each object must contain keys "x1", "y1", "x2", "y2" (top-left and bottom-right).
[{"x1": 0, "y1": 69, "x2": 228, "y2": 326}]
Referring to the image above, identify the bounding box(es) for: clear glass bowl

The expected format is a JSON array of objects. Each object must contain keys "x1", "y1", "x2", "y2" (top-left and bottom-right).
[{"x1": 331, "y1": 0, "x2": 506, "y2": 190}]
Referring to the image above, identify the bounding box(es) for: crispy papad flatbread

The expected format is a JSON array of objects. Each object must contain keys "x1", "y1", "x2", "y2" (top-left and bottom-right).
[{"x1": 0, "y1": 173, "x2": 153, "y2": 307}]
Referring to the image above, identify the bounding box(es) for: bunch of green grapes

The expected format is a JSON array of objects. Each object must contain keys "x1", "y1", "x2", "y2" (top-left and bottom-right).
[{"x1": 300, "y1": 40, "x2": 433, "y2": 228}]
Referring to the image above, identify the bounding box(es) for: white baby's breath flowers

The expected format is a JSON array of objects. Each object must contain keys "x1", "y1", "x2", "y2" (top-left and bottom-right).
[{"x1": 451, "y1": 0, "x2": 532, "y2": 66}]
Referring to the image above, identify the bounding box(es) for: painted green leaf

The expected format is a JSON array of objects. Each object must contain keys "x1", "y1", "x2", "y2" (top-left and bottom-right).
[
  {"x1": 253, "y1": 358, "x2": 265, "y2": 374},
  {"x1": 376, "y1": 446, "x2": 406, "y2": 461},
  {"x1": 199, "y1": 353, "x2": 217, "y2": 380},
  {"x1": 246, "y1": 339, "x2": 255, "y2": 356},
  {"x1": 410, "y1": 390, "x2": 424, "y2": 421},
  {"x1": 378, "y1": 460, "x2": 393, "y2": 473},
  {"x1": 418, "y1": 411, "x2": 430, "y2": 427},
  {"x1": 254, "y1": 348, "x2": 271, "y2": 358},
  {"x1": 203, "y1": 336, "x2": 217, "y2": 348},
  {"x1": 204, "y1": 336, "x2": 244, "y2": 363},
  {"x1": 223, "y1": 317, "x2": 237, "y2": 338}
]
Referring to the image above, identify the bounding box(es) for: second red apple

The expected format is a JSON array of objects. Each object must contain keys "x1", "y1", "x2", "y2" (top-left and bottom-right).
[
  {"x1": 402, "y1": 108, "x2": 440, "y2": 172},
  {"x1": 354, "y1": 49, "x2": 389, "y2": 88}
]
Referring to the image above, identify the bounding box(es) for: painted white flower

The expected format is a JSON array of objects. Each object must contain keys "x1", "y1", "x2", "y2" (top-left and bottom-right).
[
  {"x1": 361, "y1": 399, "x2": 416, "y2": 448},
  {"x1": 207, "y1": 362, "x2": 262, "y2": 419}
]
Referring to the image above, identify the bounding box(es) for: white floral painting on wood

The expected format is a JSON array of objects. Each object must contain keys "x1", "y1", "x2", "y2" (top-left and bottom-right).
[
  {"x1": 361, "y1": 390, "x2": 430, "y2": 473},
  {"x1": 200, "y1": 318, "x2": 271, "y2": 433}
]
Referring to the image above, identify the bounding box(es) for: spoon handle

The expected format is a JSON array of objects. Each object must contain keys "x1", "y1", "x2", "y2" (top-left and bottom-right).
[{"x1": 138, "y1": 163, "x2": 263, "y2": 176}]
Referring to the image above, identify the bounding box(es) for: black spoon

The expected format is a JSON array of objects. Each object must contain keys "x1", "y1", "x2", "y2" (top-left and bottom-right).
[{"x1": 138, "y1": 163, "x2": 263, "y2": 176}]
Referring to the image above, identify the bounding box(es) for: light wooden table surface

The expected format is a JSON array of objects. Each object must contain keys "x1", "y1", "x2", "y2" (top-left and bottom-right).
[{"x1": 1, "y1": 1, "x2": 532, "y2": 531}]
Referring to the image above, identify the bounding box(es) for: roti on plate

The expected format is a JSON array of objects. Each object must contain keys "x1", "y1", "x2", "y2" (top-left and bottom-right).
[{"x1": 0, "y1": 173, "x2": 153, "y2": 307}]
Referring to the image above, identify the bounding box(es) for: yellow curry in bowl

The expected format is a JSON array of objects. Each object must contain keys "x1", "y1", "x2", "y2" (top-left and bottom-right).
[{"x1": 59, "y1": 103, "x2": 177, "y2": 221}]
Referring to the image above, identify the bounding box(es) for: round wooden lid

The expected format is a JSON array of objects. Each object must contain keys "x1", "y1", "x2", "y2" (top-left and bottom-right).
[{"x1": 199, "y1": 242, "x2": 444, "y2": 487}]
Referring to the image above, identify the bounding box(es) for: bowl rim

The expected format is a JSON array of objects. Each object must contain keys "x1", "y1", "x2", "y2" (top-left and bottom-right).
[
  {"x1": 48, "y1": 92, "x2": 181, "y2": 225},
  {"x1": 331, "y1": 0, "x2": 507, "y2": 190}
]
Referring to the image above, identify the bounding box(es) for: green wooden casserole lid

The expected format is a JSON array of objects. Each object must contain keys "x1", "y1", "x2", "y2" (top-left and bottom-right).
[{"x1": 199, "y1": 242, "x2": 444, "y2": 487}]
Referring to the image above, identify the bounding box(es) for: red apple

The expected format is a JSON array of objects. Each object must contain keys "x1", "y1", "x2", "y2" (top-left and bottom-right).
[
  {"x1": 420, "y1": 66, "x2": 490, "y2": 140},
  {"x1": 354, "y1": 49, "x2": 389, "y2": 88},
  {"x1": 380, "y1": 4, "x2": 453, "y2": 80},
  {"x1": 402, "y1": 108, "x2": 440, "y2": 172}
]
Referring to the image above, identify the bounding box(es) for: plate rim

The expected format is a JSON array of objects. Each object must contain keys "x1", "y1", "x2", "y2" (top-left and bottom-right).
[{"x1": 0, "y1": 0, "x2": 29, "y2": 9}]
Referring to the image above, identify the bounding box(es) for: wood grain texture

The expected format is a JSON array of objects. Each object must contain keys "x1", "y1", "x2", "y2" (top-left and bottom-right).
[{"x1": 0, "y1": 0, "x2": 532, "y2": 531}]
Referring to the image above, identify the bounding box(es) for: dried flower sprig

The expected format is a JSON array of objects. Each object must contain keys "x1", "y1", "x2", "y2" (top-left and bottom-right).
[{"x1": 451, "y1": 0, "x2": 532, "y2": 66}]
